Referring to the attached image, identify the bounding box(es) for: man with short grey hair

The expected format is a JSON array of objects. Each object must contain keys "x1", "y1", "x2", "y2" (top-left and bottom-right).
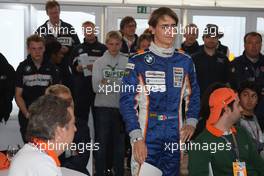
[{"x1": 9, "y1": 95, "x2": 76, "y2": 176}]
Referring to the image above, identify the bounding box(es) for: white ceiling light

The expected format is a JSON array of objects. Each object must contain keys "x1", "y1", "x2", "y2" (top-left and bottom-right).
[
  {"x1": 217, "y1": 0, "x2": 264, "y2": 8},
  {"x1": 58, "y1": 0, "x2": 122, "y2": 4},
  {"x1": 124, "y1": 0, "x2": 181, "y2": 5},
  {"x1": 182, "y1": 0, "x2": 216, "y2": 6}
]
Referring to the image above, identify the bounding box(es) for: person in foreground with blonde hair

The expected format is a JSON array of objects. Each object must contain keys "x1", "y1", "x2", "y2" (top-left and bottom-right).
[
  {"x1": 45, "y1": 84, "x2": 73, "y2": 105},
  {"x1": 45, "y1": 84, "x2": 90, "y2": 175}
]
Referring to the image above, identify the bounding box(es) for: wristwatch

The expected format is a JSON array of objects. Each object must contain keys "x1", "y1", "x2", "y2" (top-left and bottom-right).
[{"x1": 132, "y1": 137, "x2": 143, "y2": 143}]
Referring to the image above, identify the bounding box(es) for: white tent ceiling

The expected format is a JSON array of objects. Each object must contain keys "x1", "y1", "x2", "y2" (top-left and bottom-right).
[
  {"x1": 2, "y1": 0, "x2": 263, "y2": 8},
  {"x1": 56, "y1": 0, "x2": 264, "y2": 8}
]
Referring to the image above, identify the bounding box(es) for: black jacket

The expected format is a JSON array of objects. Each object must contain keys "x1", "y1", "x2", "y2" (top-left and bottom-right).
[
  {"x1": 181, "y1": 41, "x2": 200, "y2": 56},
  {"x1": 35, "y1": 20, "x2": 80, "y2": 48},
  {"x1": 229, "y1": 52, "x2": 264, "y2": 131},
  {"x1": 200, "y1": 42, "x2": 229, "y2": 57},
  {"x1": 0, "y1": 53, "x2": 15, "y2": 122},
  {"x1": 192, "y1": 49, "x2": 230, "y2": 97},
  {"x1": 229, "y1": 52, "x2": 264, "y2": 92},
  {"x1": 16, "y1": 55, "x2": 61, "y2": 108},
  {"x1": 217, "y1": 41, "x2": 229, "y2": 57},
  {"x1": 36, "y1": 20, "x2": 80, "y2": 91}
]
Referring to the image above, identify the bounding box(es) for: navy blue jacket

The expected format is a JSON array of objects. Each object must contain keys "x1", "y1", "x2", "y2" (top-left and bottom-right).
[{"x1": 229, "y1": 52, "x2": 264, "y2": 92}]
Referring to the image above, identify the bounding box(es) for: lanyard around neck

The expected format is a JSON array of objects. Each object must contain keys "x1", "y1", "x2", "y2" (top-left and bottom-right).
[{"x1": 221, "y1": 133, "x2": 240, "y2": 162}]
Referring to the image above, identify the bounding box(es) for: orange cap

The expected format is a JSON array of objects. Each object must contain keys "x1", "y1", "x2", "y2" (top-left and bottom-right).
[
  {"x1": 207, "y1": 88, "x2": 237, "y2": 125},
  {"x1": 0, "y1": 152, "x2": 10, "y2": 170}
]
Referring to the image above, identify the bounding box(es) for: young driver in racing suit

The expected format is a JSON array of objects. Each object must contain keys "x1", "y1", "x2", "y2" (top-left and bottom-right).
[{"x1": 120, "y1": 7, "x2": 200, "y2": 176}]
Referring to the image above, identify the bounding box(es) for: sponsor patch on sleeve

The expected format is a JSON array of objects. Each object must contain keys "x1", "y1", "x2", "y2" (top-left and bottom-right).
[
  {"x1": 173, "y1": 67, "x2": 184, "y2": 87},
  {"x1": 126, "y1": 63, "x2": 135, "y2": 70}
]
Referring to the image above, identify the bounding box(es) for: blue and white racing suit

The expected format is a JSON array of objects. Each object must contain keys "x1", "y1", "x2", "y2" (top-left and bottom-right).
[{"x1": 120, "y1": 45, "x2": 200, "y2": 176}]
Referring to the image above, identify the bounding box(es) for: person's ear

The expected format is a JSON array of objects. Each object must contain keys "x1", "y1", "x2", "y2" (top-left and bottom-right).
[
  {"x1": 223, "y1": 106, "x2": 231, "y2": 114},
  {"x1": 54, "y1": 126, "x2": 64, "y2": 143},
  {"x1": 149, "y1": 26, "x2": 155, "y2": 35}
]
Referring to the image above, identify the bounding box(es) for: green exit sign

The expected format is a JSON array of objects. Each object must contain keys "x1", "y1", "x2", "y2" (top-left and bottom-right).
[{"x1": 137, "y1": 6, "x2": 148, "y2": 14}]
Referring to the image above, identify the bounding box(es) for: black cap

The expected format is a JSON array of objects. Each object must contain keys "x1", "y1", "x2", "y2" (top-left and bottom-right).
[{"x1": 203, "y1": 24, "x2": 224, "y2": 38}]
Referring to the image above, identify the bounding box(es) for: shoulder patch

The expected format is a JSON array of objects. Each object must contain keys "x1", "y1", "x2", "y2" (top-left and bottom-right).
[
  {"x1": 130, "y1": 50, "x2": 151, "y2": 60},
  {"x1": 137, "y1": 49, "x2": 145, "y2": 55},
  {"x1": 24, "y1": 65, "x2": 32, "y2": 73},
  {"x1": 0, "y1": 75, "x2": 7, "y2": 80}
]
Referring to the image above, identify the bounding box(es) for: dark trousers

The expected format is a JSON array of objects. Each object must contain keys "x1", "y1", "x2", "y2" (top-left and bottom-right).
[
  {"x1": 74, "y1": 76, "x2": 95, "y2": 125},
  {"x1": 69, "y1": 76, "x2": 94, "y2": 175},
  {"x1": 94, "y1": 107, "x2": 125, "y2": 176},
  {"x1": 18, "y1": 112, "x2": 28, "y2": 143}
]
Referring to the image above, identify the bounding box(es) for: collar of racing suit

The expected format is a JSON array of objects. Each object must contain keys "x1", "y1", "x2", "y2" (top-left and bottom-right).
[{"x1": 149, "y1": 42, "x2": 175, "y2": 58}]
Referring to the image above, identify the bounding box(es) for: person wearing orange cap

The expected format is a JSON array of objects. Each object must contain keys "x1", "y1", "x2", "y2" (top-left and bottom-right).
[
  {"x1": 8, "y1": 95, "x2": 76, "y2": 176},
  {"x1": 189, "y1": 87, "x2": 264, "y2": 176}
]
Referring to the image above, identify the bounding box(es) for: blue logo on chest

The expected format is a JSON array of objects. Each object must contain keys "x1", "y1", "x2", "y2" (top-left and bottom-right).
[{"x1": 144, "y1": 54, "x2": 155, "y2": 65}]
